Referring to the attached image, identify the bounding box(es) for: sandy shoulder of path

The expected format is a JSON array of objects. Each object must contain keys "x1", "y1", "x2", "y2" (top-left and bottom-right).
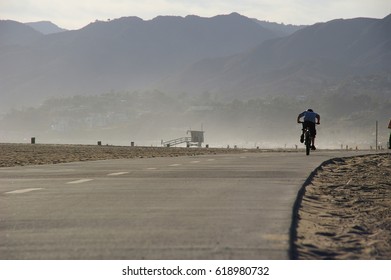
[{"x1": 292, "y1": 153, "x2": 391, "y2": 259}]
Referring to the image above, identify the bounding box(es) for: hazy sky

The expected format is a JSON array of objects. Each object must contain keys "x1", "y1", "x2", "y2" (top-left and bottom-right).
[{"x1": 1, "y1": 0, "x2": 390, "y2": 29}]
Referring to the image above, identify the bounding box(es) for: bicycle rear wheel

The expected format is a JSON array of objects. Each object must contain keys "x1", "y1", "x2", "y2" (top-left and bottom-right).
[{"x1": 305, "y1": 131, "x2": 311, "y2": 155}]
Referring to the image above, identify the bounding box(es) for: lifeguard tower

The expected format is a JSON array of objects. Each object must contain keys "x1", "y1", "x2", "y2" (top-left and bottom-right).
[{"x1": 162, "y1": 130, "x2": 204, "y2": 147}]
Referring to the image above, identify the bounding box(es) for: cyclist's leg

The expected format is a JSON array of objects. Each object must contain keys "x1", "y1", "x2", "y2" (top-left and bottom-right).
[
  {"x1": 309, "y1": 122, "x2": 316, "y2": 149},
  {"x1": 300, "y1": 122, "x2": 307, "y2": 143}
]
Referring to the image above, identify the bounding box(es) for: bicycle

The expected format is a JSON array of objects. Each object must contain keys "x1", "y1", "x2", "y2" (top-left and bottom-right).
[{"x1": 298, "y1": 121, "x2": 313, "y2": 156}]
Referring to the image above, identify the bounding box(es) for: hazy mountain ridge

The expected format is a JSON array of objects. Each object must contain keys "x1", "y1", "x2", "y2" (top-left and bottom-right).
[
  {"x1": 1, "y1": 13, "x2": 389, "y2": 106},
  {"x1": 0, "y1": 20, "x2": 43, "y2": 47},
  {"x1": 25, "y1": 21, "x2": 67, "y2": 34},
  {"x1": 1, "y1": 13, "x2": 389, "y2": 109},
  {"x1": 0, "y1": 13, "x2": 390, "y2": 148},
  {"x1": 162, "y1": 15, "x2": 391, "y2": 99},
  {"x1": 0, "y1": 13, "x2": 282, "y2": 110},
  {"x1": 252, "y1": 19, "x2": 305, "y2": 36}
]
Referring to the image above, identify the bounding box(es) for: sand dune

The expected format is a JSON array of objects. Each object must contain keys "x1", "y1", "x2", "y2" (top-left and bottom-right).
[{"x1": 293, "y1": 153, "x2": 391, "y2": 259}]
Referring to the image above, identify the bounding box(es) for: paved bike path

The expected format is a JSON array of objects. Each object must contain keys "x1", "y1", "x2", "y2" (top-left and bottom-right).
[{"x1": 0, "y1": 151, "x2": 373, "y2": 259}]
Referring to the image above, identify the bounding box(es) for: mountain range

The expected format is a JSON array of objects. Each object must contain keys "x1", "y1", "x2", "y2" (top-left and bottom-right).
[
  {"x1": 25, "y1": 21, "x2": 67, "y2": 34},
  {"x1": 0, "y1": 13, "x2": 390, "y2": 147},
  {"x1": 0, "y1": 13, "x2": 285, "y2": 110},
  {"x1": 0, "y1": 13, "x2": 390, "y2": 112},
  {"x1": 161, "y1": 15, "x2": 391, "y2": 99}
]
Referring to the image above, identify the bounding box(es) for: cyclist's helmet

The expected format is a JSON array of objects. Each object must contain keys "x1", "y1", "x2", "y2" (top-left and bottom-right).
[{"x1": 307, "y1": 109, "x2": 313, "y2": 112}]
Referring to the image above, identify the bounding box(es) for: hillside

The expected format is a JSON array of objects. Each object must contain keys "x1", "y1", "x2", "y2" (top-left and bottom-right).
[
  {"x1": 0, "y1": 13, "x2": 390, "y2": 148},
  {"x1": 25, "y1": 21, "x2": 67, "y2": 34},
  {"x1": 1, "y1": 74, "x2": 389, "y2": 148},
  {"x1": 161, "y1": 15, "x2": 391, "y2": 100},
  {"x1": 1, "y1": 13, "x2": 389, "y2": 110},
  {"x1": 0, "y1": 20, "x2": 43, "y2": 46},
  {"x1": 0, "y1": 13, "x2": 280, "y2": 110},
  {"x1": 252, "y1": 19, "x2": 305, "y2": 36}
]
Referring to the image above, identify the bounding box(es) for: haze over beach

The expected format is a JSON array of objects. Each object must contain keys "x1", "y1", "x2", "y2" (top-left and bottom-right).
[{"x1": 0, "y1": 0, "x2": 390, "y2": 149}]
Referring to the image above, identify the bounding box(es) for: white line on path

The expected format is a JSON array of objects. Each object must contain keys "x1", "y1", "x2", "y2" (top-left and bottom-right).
[
  {"x1": 146, "y1": 167, "x2": 157, "y2": 170},
  {"x1": 67, "y1": 179, "x2": 93, "y2": 184},
  {"x1": 190, "y1": 161, "x2": 200, "y2": 163},
  {"x1": 168, "y1": 164, "x2": 181, "y2": 167},
  {"x1": 107, "y1": 172, "x2": 129, "y2": 176},
  {"x1": 5, "y1": 188, "x2": 44, "y2": 194}
]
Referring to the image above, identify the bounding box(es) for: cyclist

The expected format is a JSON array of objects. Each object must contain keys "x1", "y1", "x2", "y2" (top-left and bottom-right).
[{"x1": 297, "y1": 109, "x2": 320, "y2": 150}]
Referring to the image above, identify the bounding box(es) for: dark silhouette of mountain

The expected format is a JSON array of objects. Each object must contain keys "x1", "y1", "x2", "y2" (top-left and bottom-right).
[
  {"x1": 25, "y1": 21, "x2": 67, "y2": 34},
  {"x1": 1, "y1": 13, "x2": 390, "y2": 111},
  {"x1": 252, "y1": 19, "x2": 305, "y2": 36},
  {"x1": 0, "y1": 13, "x2": 280, "y2": 109},
  {"x1": 0, "y1": 20, "x2": 42, "y2": 46},
  {"x1": 161, "y1": 15, "x2": 391, "y2": 99}
]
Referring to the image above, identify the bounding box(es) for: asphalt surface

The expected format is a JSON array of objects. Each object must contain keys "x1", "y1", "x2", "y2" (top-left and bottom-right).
[{"x1": 0, "y1": 150, "x2": 375, "y2": 260}]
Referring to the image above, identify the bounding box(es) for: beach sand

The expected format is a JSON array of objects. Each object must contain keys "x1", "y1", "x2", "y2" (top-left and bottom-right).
[
  {"x1": 0, "y1": 143, "x2": 243, "y2": 167},
  {"x1": 1, "y1": 143, "x2": 389, "y2": 259},
  {"x1": 292, "y1": 153, "x2": 391, "y2": 259}
]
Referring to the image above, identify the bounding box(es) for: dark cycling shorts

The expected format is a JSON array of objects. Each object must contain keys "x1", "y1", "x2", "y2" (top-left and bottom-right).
[{"x1": 302, "y1": 121, "x2": 316, "y2": 137}]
